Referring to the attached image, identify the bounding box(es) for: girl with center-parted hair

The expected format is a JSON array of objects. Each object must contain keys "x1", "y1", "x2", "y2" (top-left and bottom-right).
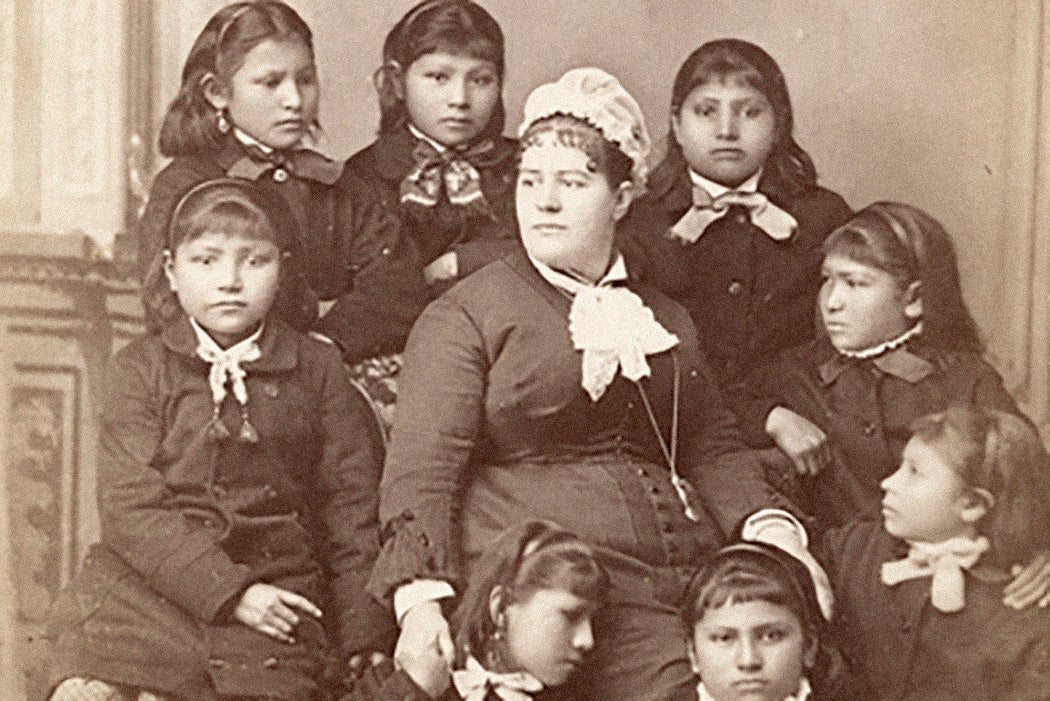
[
  {"x1": 315, "y1": 0, "x2": 521, "y2": 423},
  {"x1": 138, "y1": 1, "x2": 343, "y2": 335},
  {"x1": 618, "y1": 39, "x2": 852, "y2": 394},
  {"x1": 347, "y1": 520, "x2": 608, "y2": 700},
  {"x1": 367, "y1": 68, "x2": 819, "y2": 701},
  {"x1": 48, "y1": 179, "x2": 392, "y2": 701}
]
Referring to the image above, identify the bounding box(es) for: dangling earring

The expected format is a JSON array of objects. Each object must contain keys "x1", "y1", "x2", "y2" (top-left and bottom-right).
[
  {"x1": 216, "y1": 108, "x2": 231, "y2": 134},
  {"x1": 493, "y1": 612, "x2": 506, "y2": 641},
  {"x1": 486, "y1": 612, "x2": 508, "y2": 669}
]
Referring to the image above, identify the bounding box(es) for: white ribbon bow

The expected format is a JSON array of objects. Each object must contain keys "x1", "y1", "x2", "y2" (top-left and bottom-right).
[
  {"x1": 881, "y1": 536, "x2": 990, "y2": 613},
  {"x1": 531, "y1": 256, "x2": 680, "y2": 402},
  {"x1": 452, "y1": 656, "x2": 544, "y2": 701},
  {"x1": 191, "y1": 319, "x2": 262, "y2": 408},
  {"x1": 670, "y1": 188, "x2": 798, "y2": 244}
]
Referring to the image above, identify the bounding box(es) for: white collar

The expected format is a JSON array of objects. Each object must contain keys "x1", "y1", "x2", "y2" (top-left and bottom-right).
[
  {"x1": 688, "y1": 168, "x2": 762, "y2": 198},
  {"x1": 529, "y1": 253, "x2": 629, "y2": 294},
  {"x1": 696, "y1": 677, "x2": 811, "y2": 701},
  {"x1": 408, "y1": 122, "x2": 449, "y2": 153},
  {"x1": 232, "y1": 126, "x2": 274, "y2": 154},
  {"x1": 189, "y1": 317, "x2": 264, "y2": 355},
  {"x1": 837, "y1": 321, "x2": 923, "y2": 360}
]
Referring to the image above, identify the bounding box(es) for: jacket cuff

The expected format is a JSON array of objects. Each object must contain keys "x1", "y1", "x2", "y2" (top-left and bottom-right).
[
  {"x1": 367, "y1": 512, "x2": 458, "y2": 607},
  {"x1": 394, "y1": 579, "x2": 456, "y2": 624}
]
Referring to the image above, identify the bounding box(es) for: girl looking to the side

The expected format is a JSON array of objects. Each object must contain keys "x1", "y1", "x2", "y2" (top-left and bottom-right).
[
  {"x1": 350, "y1": 521, "x2": 608, "y2": 700},
  {"x1": 139, "y1": 1, "x2": 342, "y2": 335}
]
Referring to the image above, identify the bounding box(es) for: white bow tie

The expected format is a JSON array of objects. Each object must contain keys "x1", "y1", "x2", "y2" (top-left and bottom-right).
[
  {"x1": 452, "y1": 656, "x2": 544, "y2": 701},
  {"x1": 670, "y1": 187, "x2": 798, "y2": 244},
  {"x1": 191, "y1": 319, "x2": 262, "y2": 442},
  {"x1": 881, "y1": 536, "x2": 990, "y2": 613}
]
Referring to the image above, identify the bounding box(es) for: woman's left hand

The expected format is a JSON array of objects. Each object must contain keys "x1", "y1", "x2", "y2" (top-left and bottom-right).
[
  {"x1": 423, "y1": 252, "x2": 459, "y2": 285},
  {"x1": 1004, "y1": 550, "x2": 1050, "y2": 609}
]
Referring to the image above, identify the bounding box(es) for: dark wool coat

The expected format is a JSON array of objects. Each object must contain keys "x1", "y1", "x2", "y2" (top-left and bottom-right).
[
  {"x1": 314, "y1": 129, "x2": 521, "y2": 363},
  {"x1": 367, "y1": 250, "x2": 792, "y2": 701},
  {"x1": 825, "y1": 520, "x2": 1050, "y2": 700},
  {"x1": 47, "y1": 317, "x2": 395, "y2": 700},
  {"x1": 735, "y1": 338, "x2": 1022, "y2": 533},
  {"x1": 137, "y1": 136, "x2": 343, "y2": 333},
  {"x1": 617, "y1": 169, "x2": 852, "y2": 393}
]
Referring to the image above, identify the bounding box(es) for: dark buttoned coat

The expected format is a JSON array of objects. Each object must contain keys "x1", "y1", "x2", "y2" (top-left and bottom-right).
[{"x1": 48, "y1": 317, "x2": 394, "y2": 699}]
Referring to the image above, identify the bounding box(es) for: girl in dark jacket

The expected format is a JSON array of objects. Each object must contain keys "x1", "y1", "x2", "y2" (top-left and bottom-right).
[
  {"x1": 48, "y1": 180, "x2": 393, "y2": 701},
  {"x1": 314, "y1": 0, "x2": 519, "y2": 426},
  {"x1": 348, "y1": 521, "x2": 608, "y2": 701},
  {"x1": 138, "y1": 1, "x2": 343, "y2": 334},
  {"x1": 737, "y1": 203, "x2": 1022, "y2": 532},
  {"x1": 765, "y1": 406, "x2": 1050, "y2": 700},
  {"x1": 618, "y1": 39, "x2": 852, "y2": 394}
]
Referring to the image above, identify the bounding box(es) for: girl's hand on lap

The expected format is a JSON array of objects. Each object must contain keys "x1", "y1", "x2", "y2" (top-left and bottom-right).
[
  {"x1": 234, "y1": 583, "x2": 323, "y2": 643},
  {"x1": 1004, "y1": 550, "x2": 1050, "y2": 609},
  {"x1": 766, "y1": 406, "x2": 831, "y2": 476}
]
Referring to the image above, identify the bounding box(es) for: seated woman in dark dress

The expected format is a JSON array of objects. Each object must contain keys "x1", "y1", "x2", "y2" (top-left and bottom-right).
[{"x1": 367, "y1": 68, "x2": 817, "y2": 701}]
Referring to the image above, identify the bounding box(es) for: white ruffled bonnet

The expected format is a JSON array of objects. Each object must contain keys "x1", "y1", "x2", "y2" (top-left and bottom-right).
[{"x1": 518, "y1": 67, "x2": 651, "y2": 193}]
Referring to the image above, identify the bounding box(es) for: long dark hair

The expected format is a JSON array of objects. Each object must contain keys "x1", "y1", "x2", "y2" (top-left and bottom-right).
[
  {"x1": 452, "y1": 521, "x2": 609, "y2": 670},
  {"x1": 822, "y1": 201, "x2": 983, "y2": 352},
  {"x1": 159, "y1": 1, "x2": 314, "y2": 157},
  {"x1": 649, "y1": 38, "x2": 817, "y2": 202},
  {"x1": 372, "y1": 0, "x2": 505, "y2": 139}
]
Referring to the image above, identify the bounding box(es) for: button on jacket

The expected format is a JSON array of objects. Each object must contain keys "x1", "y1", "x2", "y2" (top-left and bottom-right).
[
  {"x1": 367, "y1": 250, "x2": 788, "y2": 701},
  {"x1": 48, "y1": 316, "x2": 394, "y2": 699},
  {"x1": 618, "y1": 169, "x2": 852, "y2": 393}
]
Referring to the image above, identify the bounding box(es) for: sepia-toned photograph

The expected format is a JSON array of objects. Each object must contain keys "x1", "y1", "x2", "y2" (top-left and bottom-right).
[{"x1": 2, "y1": 1, "x2": 1049, "y2": 699}]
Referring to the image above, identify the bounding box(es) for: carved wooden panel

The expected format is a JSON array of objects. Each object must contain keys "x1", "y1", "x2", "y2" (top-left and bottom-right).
[{"x1": 0, "y1": 241, "x2": 142, "y2": 699}]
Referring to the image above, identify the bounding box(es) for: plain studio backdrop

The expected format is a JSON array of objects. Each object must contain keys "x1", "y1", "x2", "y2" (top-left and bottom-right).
[
  {"x1": 148, "y1": 1, "x2": 1049, "y2": 431},
  {"x1": 1, "y1": 1, "x2": 1049, "y2": 698}
]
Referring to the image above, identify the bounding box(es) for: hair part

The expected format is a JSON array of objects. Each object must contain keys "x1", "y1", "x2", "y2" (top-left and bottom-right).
[
  {"x1": 682, "y1": 552, "x2": 809, "y2": 634},
  {"x1": 649, "y1": 38, "x2": 816, "y2": 201},
  {"x1": 909, "y1": 405, "x2": 1050, "y2": 567},
  {"x1": 682, "y1": 544, "x2": 834, "y2": 690},
  {"x1": 452, "y1": 520, "x2": 609, "y2": 668},
  {"x1": 519, "y1": 115, "x2": 634, "y2": 189},
  {"x1": 159, "y1": 1, "x2": 314, "y2": 157},
  {"x1": 823, "y1": 201, "x2": 983, "y2": 352},
  {"x1": 373, "y1": 0, "x2": 505, "y2": 137},
  {"x1": 167, "y1": 179, "x2": 298, "y2": 253}
]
